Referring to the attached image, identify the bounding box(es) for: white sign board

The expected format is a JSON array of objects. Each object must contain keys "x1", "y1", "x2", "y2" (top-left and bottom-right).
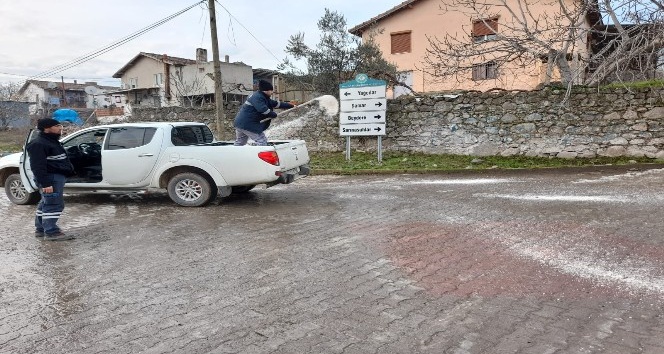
[
  {"x1": 339, "y1": 123, "x2": 386, "y2": 136},
  {"x1": 339, "y1": 98, "x2": 386, "y2": 113},
  {"x1": 339, "y1": 111, "x2": 386, "y2": 125},
  {"x1": 339, "y1": 86, "x2": 386, "y2": 100}
]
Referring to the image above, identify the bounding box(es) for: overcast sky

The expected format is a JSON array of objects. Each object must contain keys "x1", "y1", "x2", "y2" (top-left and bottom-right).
[{"x1": 0, "y1": 0, "x2": 406, "y2": 87}]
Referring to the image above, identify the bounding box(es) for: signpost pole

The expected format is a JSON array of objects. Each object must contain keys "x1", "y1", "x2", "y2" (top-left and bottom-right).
[
  {"x1": 377, "y1": 136, "x2": 382, "y2": 163},
  {"x1": 346, "y1": 137, "x2": 351, "y2": 161}
]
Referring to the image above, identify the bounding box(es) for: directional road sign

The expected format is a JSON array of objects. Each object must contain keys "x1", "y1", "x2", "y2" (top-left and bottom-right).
[
  {"x1": 339, "y1": 123, "x2": 386, "y2": 136},
  {"x1": 339, "y1": 111, "x2": 386, "y2": 125},
  {"x1": 339, "y1": 98, "x2": 386, "y2": 113},
  {"x1": 339, "y1": 86, "x2": 386, "y2": 100}
]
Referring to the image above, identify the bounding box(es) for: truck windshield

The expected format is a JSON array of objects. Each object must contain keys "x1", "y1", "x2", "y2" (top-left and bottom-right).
[{"x1": 171, "y1": 125, "x2": 215, "y2": 146}]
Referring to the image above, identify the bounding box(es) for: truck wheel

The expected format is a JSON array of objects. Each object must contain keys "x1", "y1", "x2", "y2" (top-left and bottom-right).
[
  {"x1": 231, "y1": 185, "x2": 256, "y2": 194},
  {"x1": 5, "y1": 173, "x2": 40, "y2": 205},
  {"x1": 167, "y1": 172, "x2": 216, "y2": 207}
]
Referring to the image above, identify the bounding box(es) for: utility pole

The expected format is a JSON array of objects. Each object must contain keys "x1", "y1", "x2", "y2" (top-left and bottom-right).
[
  {"x1": 208, "y1": 0, "x2": 226, "y2": 136},
  {"x1": 61, "y1": 76, "x2": 67, "y2": 107}
]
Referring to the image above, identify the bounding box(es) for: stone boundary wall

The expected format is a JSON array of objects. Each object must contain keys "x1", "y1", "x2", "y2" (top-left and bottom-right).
[{"x1": 129, "y1": 87, "x2": 664, "y2": 158}]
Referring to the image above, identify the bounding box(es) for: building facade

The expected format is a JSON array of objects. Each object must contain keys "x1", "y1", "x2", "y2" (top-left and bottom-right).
[{"x1": 350, "y1": 0, "x2": 597, "y2": 95}]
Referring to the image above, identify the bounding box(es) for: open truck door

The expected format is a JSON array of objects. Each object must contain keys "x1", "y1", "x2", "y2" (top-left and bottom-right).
[{"x1": 19, "y1": 129, "x2": 39, "y2": 193}]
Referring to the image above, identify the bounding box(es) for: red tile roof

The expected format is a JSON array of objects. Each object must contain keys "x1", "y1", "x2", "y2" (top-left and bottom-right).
[
  {"x1": 349, "y1": 0, "x2": 423, "y2": 36},
  {"x1": 112, "y1": 52, "x2": 198, "y2": 78}
]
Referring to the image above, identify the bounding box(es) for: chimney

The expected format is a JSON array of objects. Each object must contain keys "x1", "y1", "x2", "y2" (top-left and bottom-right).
[
  {"x1": 74, "y1": 80, "x2": 77, "y2": 84},
  {"x1": 224, "y1": 55, "x2": 229, "y2": 63},
  {"x1": 196, "y1": 48, "x2": 208, "y2": 62}
]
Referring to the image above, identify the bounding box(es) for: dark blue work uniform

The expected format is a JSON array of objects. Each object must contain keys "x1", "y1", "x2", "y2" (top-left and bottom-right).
[{"x1": 26, "y1": 132, "x2": 75, "y2": 235}]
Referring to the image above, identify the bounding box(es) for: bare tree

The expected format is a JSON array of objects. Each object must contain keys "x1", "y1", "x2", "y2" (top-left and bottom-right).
[
  {"x1": 423, "y1": 0, "x2": 663, "y2": 89},
  {"x1": 0, "y1": 82, "x2": 21, "y2": 100},
  {"x1": 586, "y1": 0, "x2": 664, "y2": 85},
  {"x1": 170, "y1": 69, "x2": 209, "y2": 107},
  {"x1": 0, "y1": 82, "x2": 25, "y2": 130}
]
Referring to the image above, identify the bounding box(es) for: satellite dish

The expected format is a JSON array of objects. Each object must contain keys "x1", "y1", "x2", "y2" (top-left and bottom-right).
[
  {"x1": 46, "y1": 82, "x2": 58, "y2": 89},
  {"x1": 84, "y1": 86, "x2": 99, "y2": 95}
]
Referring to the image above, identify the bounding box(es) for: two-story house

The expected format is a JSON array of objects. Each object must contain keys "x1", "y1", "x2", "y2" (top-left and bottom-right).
[
  {"x1": 111, "y1": 49, "x2": 253, "y2": 108},
  {"x1": 349, "y1": 0, "x2": 602, "y2": 95},
  {"x1": 16, "y1": 80, "x2": 123, "y2": 115}
]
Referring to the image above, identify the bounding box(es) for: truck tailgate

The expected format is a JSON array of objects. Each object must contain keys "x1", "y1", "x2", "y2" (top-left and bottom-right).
[{"x1": 272, "y1": 140, "x2": 310, "y2": 170}]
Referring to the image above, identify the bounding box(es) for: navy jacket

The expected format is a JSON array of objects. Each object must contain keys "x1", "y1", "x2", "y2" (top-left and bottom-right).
[
  {"x1": 26, "y1": 132, "x2": 75, "y2": 187},
  {"x1": 234, "y1": 91, "x2": 294, "y2": 134}
]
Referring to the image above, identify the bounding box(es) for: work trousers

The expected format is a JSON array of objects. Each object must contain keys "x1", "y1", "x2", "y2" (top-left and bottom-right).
[
  {"x1": 234, "y1": 128, "x2": 269, "y2": 146},
  {"x1": 35, "y1": 173, "x2": 66, "y2": 235}
]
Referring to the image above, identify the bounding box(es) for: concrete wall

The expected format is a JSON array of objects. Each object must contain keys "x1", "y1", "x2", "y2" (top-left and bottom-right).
[{"x1": 128, "y1": 87, "x2": 664, "y2": 159}]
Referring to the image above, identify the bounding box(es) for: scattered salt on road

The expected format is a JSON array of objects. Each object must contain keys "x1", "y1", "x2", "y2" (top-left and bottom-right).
[{"x1": 477, "y1": 194, "x2": 629, "y2": 202}]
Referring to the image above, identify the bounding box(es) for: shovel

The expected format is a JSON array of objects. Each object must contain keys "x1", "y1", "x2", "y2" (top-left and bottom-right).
[{"x1": 260, "y1": 95, "x2": 338, "y2": 123}]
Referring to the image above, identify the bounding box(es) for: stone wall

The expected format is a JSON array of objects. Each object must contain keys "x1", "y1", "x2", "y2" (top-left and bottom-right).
[
  {"x1": 380, "y1": 87, "x2": 664, "y2": 159},
  {"x1": 128, "y1": 87, "x2": 664, "y2": 158}
]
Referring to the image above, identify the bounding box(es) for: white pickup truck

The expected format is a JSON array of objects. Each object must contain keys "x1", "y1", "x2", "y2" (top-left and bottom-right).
[{"x1": 0, "y1": 122, "x2": 310, "y2": 207}]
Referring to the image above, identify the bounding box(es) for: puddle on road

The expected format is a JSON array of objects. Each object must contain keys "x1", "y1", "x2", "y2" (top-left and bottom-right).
[{"x1": 63, "y1": 205, "x2": 117, "y2": 229}]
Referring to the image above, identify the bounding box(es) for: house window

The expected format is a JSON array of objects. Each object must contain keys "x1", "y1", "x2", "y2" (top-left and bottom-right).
[
  {"x1": 472, "y1": 61, "x2": 498, "y2": 80},
  {"x1": 154, "y1": 73, "x2": 163, "y2": 86},
  {"x1": 129, "y1": 78, "x2": 138, "y2": 89},
  {"x1": 472, "y1": 18, "x2": 498, "y2": 42},
  {"x1": 391, "y1": 31, "x2": 411, "y2": 54}
]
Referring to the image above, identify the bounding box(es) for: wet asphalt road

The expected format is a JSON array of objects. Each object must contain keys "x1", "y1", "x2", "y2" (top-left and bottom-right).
[{"x1": 2, "y1": 167, "x2": 664, "y2": 354}]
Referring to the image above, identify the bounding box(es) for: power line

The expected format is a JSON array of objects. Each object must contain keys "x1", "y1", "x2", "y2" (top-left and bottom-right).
[
  {"x1": 26, "y1": 1, "x2": 206, "y2": 82},
  {"x1": 0, "y1": 72, "x2": 30, "y2": 78},
  {"x1": 214, "y1": 0, "x2": 282, "y2": 64}
]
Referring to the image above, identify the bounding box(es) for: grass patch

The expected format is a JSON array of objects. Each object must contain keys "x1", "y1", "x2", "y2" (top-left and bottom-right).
[
  {"x1": 0, "y1": 129, "x2": 27, "y2": 152},
  {"x1": 600, "y1": 79, "x2": 664, "y2": 89},
  {"x1": 310, "y1": 151, "x2": 661, "y2": 174}
]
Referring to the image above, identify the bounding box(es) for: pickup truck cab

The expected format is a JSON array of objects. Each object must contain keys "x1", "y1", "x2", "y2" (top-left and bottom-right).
[{"x1": 0, "y1": 122, "x2": 310, "y2": 207}]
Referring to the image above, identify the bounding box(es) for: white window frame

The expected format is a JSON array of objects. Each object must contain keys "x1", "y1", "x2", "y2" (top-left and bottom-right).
[{"x1": 472, "y1": 61, "x2": 498, "y2": 81}]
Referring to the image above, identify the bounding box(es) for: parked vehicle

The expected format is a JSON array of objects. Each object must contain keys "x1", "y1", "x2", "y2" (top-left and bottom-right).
[{"x1": 0, "y1": 122, "x2": 310, "y2": 207}]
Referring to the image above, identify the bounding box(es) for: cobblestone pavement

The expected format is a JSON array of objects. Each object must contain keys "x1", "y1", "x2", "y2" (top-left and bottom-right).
[{"x1": 2, "y1": 167, "x2": 664, "y2": 354}]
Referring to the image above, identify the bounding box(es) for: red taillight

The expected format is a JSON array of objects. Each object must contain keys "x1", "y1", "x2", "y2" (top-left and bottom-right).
[{"x1": 258, "y1": 151, "x2": 280, "y2": 166}]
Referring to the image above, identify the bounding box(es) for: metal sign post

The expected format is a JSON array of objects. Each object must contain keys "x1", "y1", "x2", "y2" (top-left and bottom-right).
[{"x1": 339, "y1": 74, "x2": 387, "y2": 162}]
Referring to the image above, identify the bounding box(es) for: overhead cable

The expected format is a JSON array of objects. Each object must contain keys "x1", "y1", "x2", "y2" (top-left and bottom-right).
[
  {"x1": 214, "y1": 0, "x2": 282, "y2": 63},
  {"x1": 26, "y1": 1, "x2": 206, "y2": 81}
]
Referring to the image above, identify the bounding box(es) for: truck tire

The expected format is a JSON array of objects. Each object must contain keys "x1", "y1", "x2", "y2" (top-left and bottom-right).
[
  {"x1": 167, "y1": 172, "x2": 217, "y2": 207},
  {"x1": 231, "y1": 185, "x2": 256, "y2": 194},
  {"x1": 5, "y1": 173, "x2": 40, "y2": 205}
]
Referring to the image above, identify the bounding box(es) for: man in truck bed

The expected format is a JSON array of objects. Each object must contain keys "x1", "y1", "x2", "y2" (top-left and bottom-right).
[{"x1": 233, "y1": 79, "x2": 294, "y2": 146}]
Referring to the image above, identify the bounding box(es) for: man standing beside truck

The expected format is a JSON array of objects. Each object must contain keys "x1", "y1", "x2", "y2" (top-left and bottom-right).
[
  {"x1": 26, "y1": 118, "x2": 76, "y2": 241},
  {"x1": 233, "y1": 79, "x2": 294, "y2": 146}
]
